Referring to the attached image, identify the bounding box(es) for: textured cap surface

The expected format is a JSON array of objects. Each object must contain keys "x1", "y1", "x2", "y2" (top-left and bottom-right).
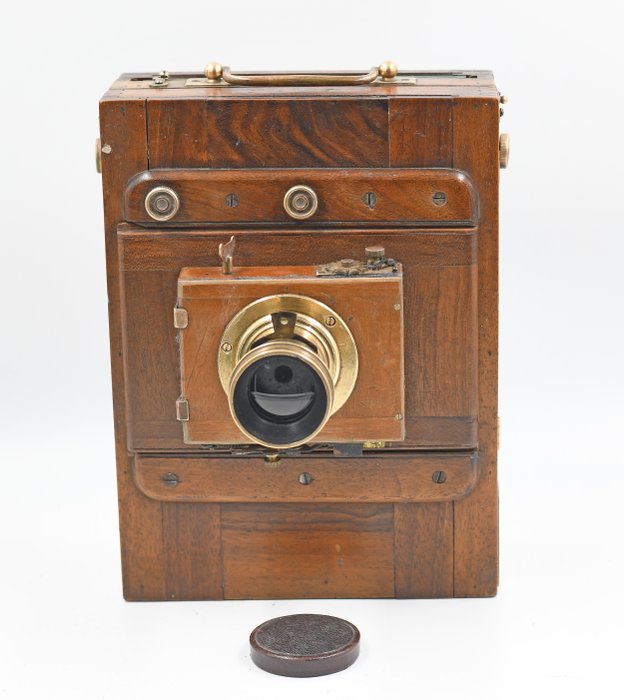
[{"x1": 250, "y1": 613, "x2": 360, "y2": 677}]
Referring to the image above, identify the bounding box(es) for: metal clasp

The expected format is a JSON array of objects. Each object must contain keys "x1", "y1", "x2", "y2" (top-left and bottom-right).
[{"x1": 219, "y1": 236, "x2": 236, "y2": 274}]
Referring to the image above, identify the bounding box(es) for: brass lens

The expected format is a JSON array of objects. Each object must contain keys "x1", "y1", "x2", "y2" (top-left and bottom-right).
[
  {"x1": 228, "y1": 340, "x2": 334, "y2": 448},
  {"x1": 218, "y1": 294, "x2": 358, "y2": 449}
]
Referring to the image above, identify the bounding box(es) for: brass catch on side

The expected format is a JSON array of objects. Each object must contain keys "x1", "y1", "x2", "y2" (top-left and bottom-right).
[
  {"x1": 173, "y1": 307, "x2": 188, "y2": 329},
  {"x1": 176, "y1": 398, "x2": 190, "y2": 422},
  {"x1": 149, "y1": 70, "x2": 170, "y2": 88}
]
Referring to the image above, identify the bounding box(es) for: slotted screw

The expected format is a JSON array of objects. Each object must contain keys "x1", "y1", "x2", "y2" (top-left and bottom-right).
[{"x1": 162, "y1": 472, "x2": 180, "y2": 487}]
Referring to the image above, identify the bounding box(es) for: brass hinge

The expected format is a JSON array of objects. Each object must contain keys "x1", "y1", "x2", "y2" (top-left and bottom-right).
[
  {"x1": 176, "y1": 398, "x2": 190, "y2": 422},
  {"x1": 173, "y1": 307, "x2": 188, "y2": 329}
]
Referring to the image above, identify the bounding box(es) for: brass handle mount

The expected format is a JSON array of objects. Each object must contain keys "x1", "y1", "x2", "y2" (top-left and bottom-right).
[{"x1": 204, "y1": 61, "x2": 398, "y2": 87}]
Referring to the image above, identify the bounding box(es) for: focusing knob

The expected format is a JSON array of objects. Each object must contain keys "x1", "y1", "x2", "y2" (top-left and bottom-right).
[
  {"x1": 499, "y1": 133, "x2": 510, "y2": 169},
  {"x1": 283, "y1": 185, "x2": 318, "y2": 220},
  {"x1": 365, "y1": 245, "x2": 385, "y2": 260},
  {"x1": 145, "y1": 186, "x2": 180, "y2": 221}
]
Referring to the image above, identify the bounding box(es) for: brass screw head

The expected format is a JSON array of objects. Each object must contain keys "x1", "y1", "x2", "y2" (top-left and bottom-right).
[
  {"x1": 325, "y1": 316, "x2": 337, "y2": 327},
  {"x1": 292, "y1": 193, "x2": 310, "y2": 211},
  {"x1": 394, "y1": 303, "x2": 401, "y2": 311},
  {"x1": 395, "y1": 413, "x2": 403, "y2": 421},
  {"x1": 378, "y1": 60, "x2": 398, "y2": 80},
  {"x1": 204, "y1": 62, "x2": 223, "y2": 81},
  {"x1": 221, "y1": 342, "x2": 233, "y2": 352},
  {"x1": 161, "y1": 472, "x2": 180, "y2": 487},
  {"x1": 432, "y1": 191, "x2": 448, "y2": 207}
]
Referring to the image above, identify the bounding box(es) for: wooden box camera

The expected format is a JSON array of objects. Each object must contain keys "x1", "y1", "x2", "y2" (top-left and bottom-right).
[{"x1": 98, "y1": 62, "x2": 505, "y2": 600}]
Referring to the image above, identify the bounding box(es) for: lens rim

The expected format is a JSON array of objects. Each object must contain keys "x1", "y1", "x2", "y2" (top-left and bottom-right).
[
  {"x1": 228, "y1": 340, "x2": 334, "y2": 449},
  {"x1": 218, "y1": 294, "x2": 358, "y2": 416}
]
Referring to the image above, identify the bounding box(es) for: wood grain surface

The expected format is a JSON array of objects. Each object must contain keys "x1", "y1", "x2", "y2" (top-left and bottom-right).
[
  {"x1": 100, "y1": 97, "x2": 169, "y2": 601},
  {"x1": 100, "y1": 75, "x2": 500, "y2": 601},
  {"x1": 118, "y1": 227, "x2": 478, "y2": 452},
  {"x1": 133, "y1": 452, "x2": 478, "y2": 503},
  {"x1": 124, "y1": 168, "x2": 477, "y2": 226},
  {"x1": 451, "y1": 97, "x2": 500, "y2": 597},
  {"x1": 178, "y1": 270, "x2": 405, "y2": 445},
  {"x1": 148, "y1": 98, "x2": 389, "y2": 168},
  {"x1": 220, "y1": 504, "x2": 395, "y2": 598}
]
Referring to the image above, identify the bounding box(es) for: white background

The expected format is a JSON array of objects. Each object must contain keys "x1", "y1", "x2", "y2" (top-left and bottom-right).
[{"x1": 1, "y1": 1, "x2": 623, "y2": 698}]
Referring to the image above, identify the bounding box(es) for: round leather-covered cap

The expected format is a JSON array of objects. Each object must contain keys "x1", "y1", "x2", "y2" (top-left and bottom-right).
[{"x1": 250, "y1": 614, "x2": 360, "y2": 677}]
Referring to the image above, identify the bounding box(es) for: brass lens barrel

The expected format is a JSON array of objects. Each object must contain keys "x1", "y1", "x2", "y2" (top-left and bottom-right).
[
  {"x1": 218, "y1": 294, "x2": 358, "y2": 449},
  {"x1": 228, "y1": 340, "x2": 334, "y2": 449}
]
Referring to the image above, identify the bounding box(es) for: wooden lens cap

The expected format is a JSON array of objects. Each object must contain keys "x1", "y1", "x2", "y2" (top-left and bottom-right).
[{"x1": 250, "y1": 614, "x2": 360, "y2": 677}]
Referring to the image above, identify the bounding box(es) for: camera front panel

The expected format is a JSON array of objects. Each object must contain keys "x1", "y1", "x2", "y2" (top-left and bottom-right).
[
  {"x1": 176, "y1": 264, "x2": 404, "y2": 447},
  {"x1": 119, "y1": 224, "x2": 477, "y2": 453}
]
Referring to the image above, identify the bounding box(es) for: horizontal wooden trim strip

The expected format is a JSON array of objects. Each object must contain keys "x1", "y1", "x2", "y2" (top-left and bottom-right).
[
  {"x1": 124, "y1": 168, "x2": 478, "y2": 226},
  {"x1": 125, "y1": 416, "x2": 477, "y2": 451},
  {"x1": 117, "y1": 226, "x2": 478, "y2": 271},
  {"x1": 133, "y1": 452, "x2": 478, "y2": 504}
]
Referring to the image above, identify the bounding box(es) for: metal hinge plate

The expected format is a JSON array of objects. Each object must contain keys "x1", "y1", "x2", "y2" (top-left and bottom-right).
[
  {"x1": 173, "y1": 307, "x2": 188, "y2": 329},
  {"x1": 176, "y1": 398, "x2": 190, "y2": 422}
]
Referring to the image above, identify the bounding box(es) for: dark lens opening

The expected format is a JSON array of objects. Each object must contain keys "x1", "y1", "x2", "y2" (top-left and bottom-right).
[{"x1": 232, "y1": 354, "x2": 328, "y2": 445}]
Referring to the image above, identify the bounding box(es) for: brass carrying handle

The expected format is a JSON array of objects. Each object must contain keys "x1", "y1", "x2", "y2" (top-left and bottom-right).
[{"x1": 204, "y1": 61, "x2": 398, "y2": 87}]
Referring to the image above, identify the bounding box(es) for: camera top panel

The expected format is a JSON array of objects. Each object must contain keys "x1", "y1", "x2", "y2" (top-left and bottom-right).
[{"x1": 104, "y1": 69, "x2": 497, "y2": 99}]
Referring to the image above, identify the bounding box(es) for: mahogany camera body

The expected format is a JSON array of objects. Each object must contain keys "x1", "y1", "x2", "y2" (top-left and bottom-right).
[{"x1": 99, "y1": 63, "x2": 504, "y2": 600}]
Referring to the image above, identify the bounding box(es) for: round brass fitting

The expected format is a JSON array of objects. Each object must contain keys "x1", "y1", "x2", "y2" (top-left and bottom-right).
[
  {"x1": 218, "y1": 294, "x2": 358, "y2": 449},
  {"x1": 378, "y1": 60, "x2": 398, "y2": 80},
  {"x1": 204, "y1": 61, "x2": 223, "y2": 81},
  {"x1": 499, "y1": 133, "x2": 510, "y2": 169},
  {"x1": 145, "y1": 186, "x2": 180, "y2": 221},
  {"x1": 283, "y1": 185, "x2": 318, "y2": 220}
]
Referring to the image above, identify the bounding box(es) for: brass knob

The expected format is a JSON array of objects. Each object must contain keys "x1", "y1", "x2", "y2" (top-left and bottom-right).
[
  {"x1": 378, "y1": 61, "x2": 398, "y2": 80},
  {"x1": 145, "y1": 186, "x2": 180, "y2": 221},
  {"x1": 204, "y1": 62, "x2": 223, "y2": 81},
  {"x1": 95, "y1": 138, "x2": 101, "y2": 174},
  {"x1": 499, "y1": 133, "x2": 510, "y2": 169},
  {"x1": 283, "y1": 185, "x2": 318, "y2": 220},
  {"x1": 365, "y1": 245, "x2": 385, "y2": 260}
]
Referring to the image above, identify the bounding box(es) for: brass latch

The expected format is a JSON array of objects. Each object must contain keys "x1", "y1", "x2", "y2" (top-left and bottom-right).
[
  {"x1": 176, "y1": 398, "x2": 190, "y2": 422},
  {"x1": 316, "y1": 245, "x2": 399, "y2": 277},
  {"x1": 173, "y1": 307, "x2": 188, "y2": 329},
  {"x1": 219, "y1": 236, "x2": 236, "y2": 274}
]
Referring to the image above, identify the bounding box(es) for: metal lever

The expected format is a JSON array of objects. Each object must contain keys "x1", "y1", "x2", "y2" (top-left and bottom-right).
[
  {"x1": 204, "y1": 61, "x2": 398, "y2": 86},
  {"x1": 219, "y1": 236, "x2": 236, "y2": 274}
]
